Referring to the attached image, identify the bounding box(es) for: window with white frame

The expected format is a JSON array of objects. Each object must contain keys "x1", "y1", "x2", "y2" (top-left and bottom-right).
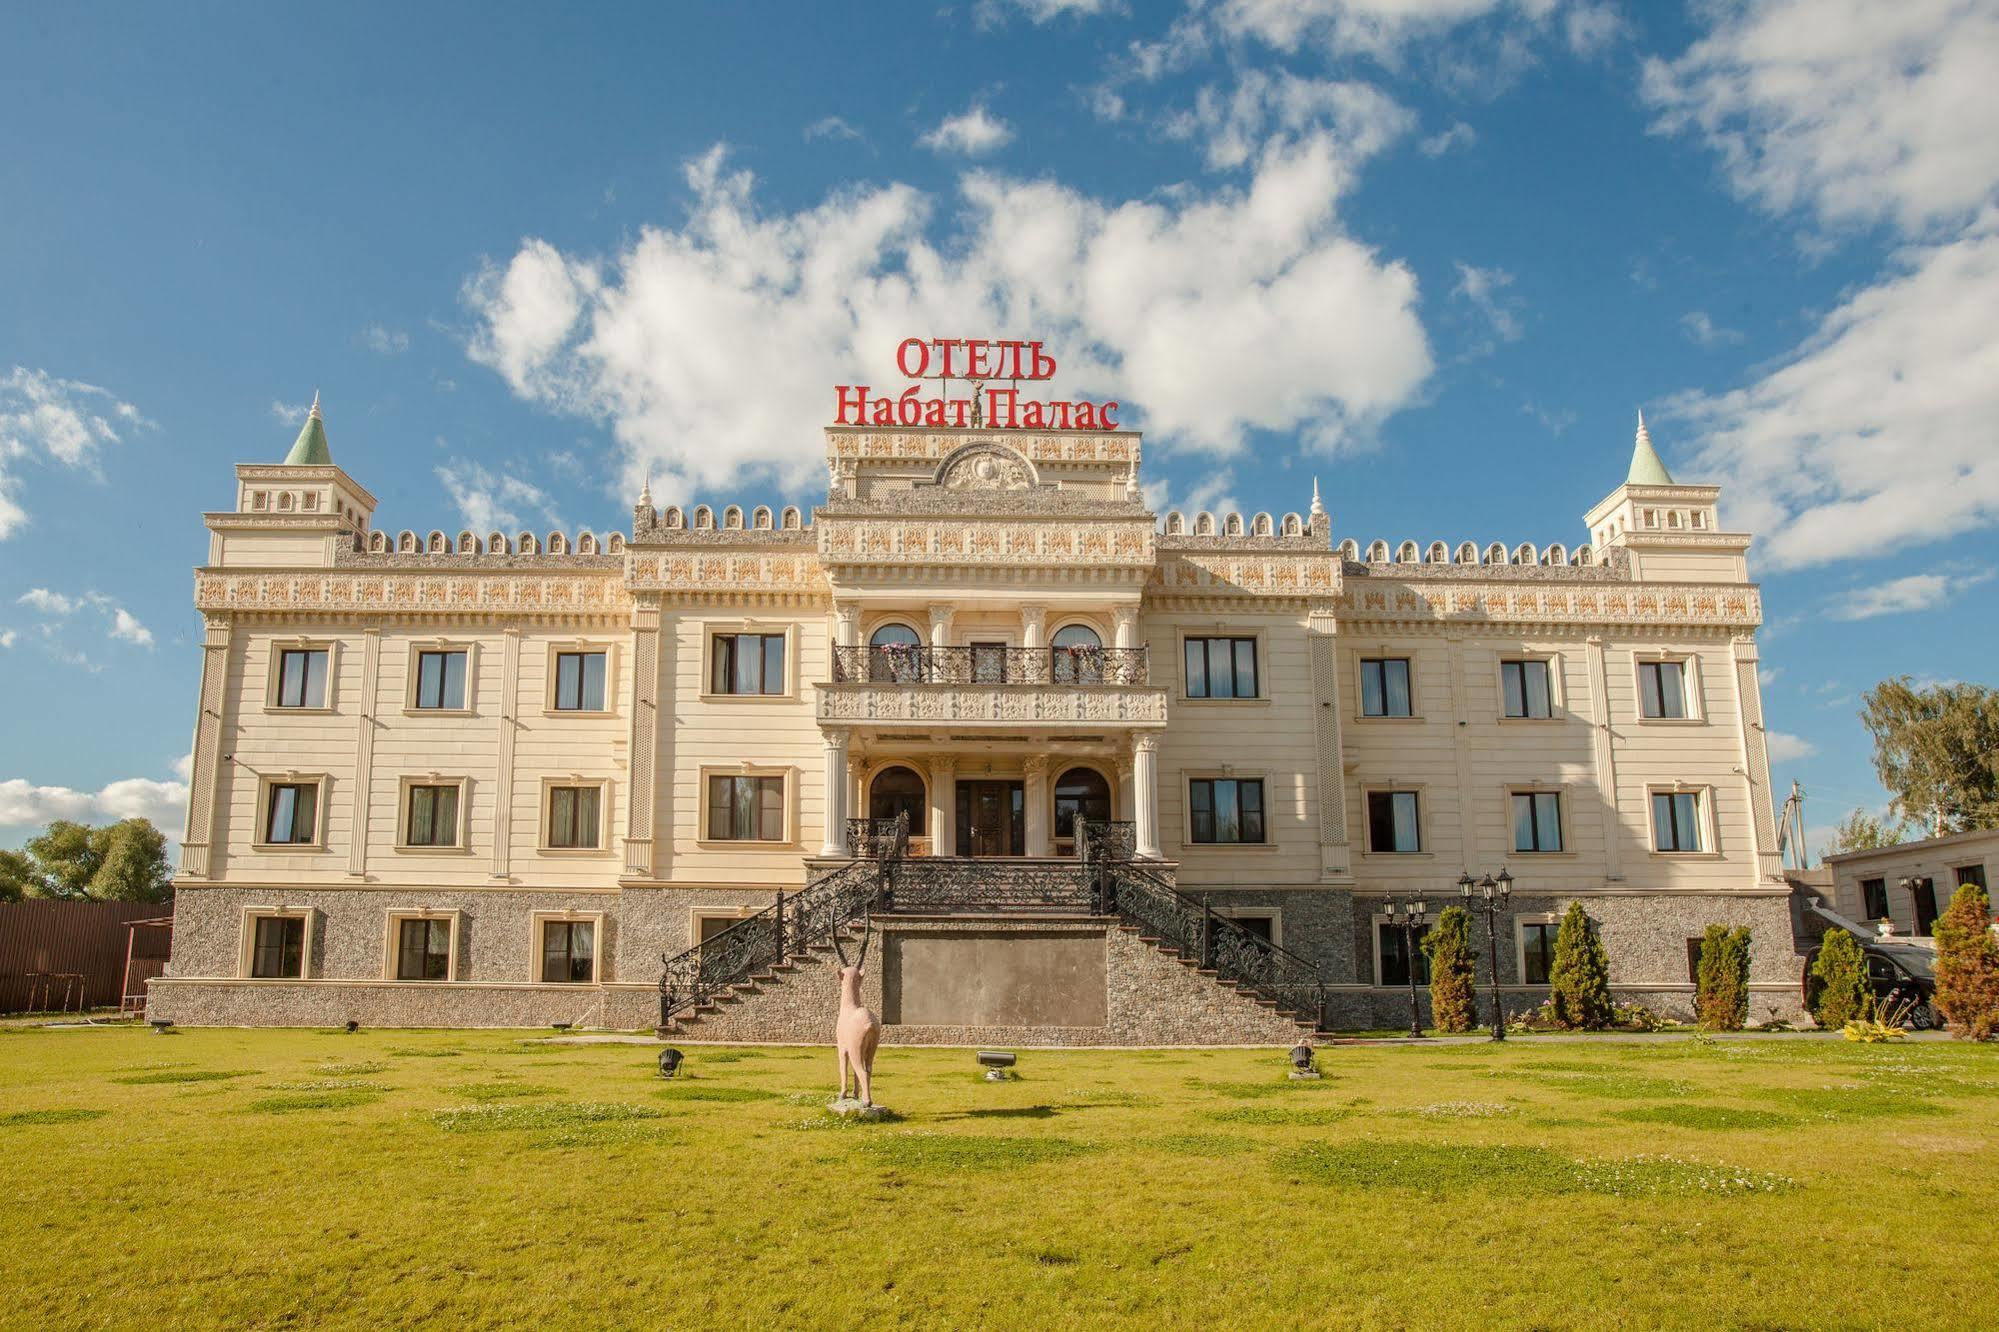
[
  {"x1": 539, "y1": 918, "x2": 597, "y2": 984},
  {"x1": 1511, "y1": 792, "x2": 1564, "y2": 853},
  {"x1": 393, "y1": 917, "x2": 453, "y2": 981},
  {"x1": 1500, "y1": 659, "x2": 1553, "y2": 719},
  {"x1": 413, "y1": 649, "x2": 469, "y2": 710},
  {"x1": 546, "y1": 784, "x2": 604, "y2": 850},
  {"x1": 1189, "y1": 777, "x2": 1265, "y2": 844},
  {"x1": 274, "y1": 647, "x2": 329, "y2": 708},
  {"x1": 1365, "y1": 790, "x2": 1422, "y2": 853},
  {"x1": 1639, "y1": 659, "x2": 1689, "y2": 719},
  {"x1": 1185, "y1": 636, "x2": 1258, "y2": 699},
  {"x1": 402, "y1": 782, "x2": 462, "y2": 848},
  {"x1": 710, "y1": 632, "x2": 786, "y2": 696},
  {"x1": 248, "y1": 913, "x2": 307, "y2": 979},
  {"x1": 1520, "y1": 920, "x2": 1559, "y2": 984},
  {"x1": 262, "y1": 781, "x2": 320, "y2": 845},
  {"x1": 1359, "y1": 657, "x2": 1412, "y2": 717},
  {"x1": 1651, "y1": 789, "x2": 1707, "y2": 853},
  {"x1": 553, "y1": 650, "x2": 608, "y2": 711}
]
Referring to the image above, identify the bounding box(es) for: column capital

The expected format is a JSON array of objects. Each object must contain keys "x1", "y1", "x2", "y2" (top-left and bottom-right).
[
  {"x1": 927, "y1": 602, "x2": 957, "y2": 629},
  {"x1": 1022, "y1": 754, "x2": 1051, "y2": 779},
  {"x1": 930, "y1": 753, "x2": 958, "y2": 775},
  {"x1": 1019, "y1": 604, "x2": 1047, "y2": 630},
  {"x1": 821, "y1": 725, "x2": 851, "y2": 751},
  {"x1": 1133, "y1": 732, "x2": 1160, "y2": 755}
]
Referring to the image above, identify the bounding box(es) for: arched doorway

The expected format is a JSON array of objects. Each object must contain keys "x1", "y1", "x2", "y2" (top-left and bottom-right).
[
  {"x1": 869, "y1": 622, "x2": 923, "y2": 682},
  {"x1": 868, "y1": 765, "x2": 927, "y2": 837},
  {"x1": 1053, "y1": 765, "x2": 1113, "y2": 856},
  {"x1": 1050, "y1": 623, "x2": 1103, "y2": 685}
]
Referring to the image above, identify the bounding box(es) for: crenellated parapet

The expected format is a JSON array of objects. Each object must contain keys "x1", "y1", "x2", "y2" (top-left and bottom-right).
[
  {"x1": 631, "y1": 501, "x2": 811, "y2": 543},
  {"x1": 354, "y1": 527, "x2": 625, "y2": 561},
  {"x1": 1338, "y1": 536, "x2": 1608, "y2": 572}
]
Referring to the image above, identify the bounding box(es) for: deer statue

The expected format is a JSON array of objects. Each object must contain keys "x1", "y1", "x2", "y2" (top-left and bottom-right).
[{"x1": 831, "y1": 912, "x2": 882, "y2": 1107}]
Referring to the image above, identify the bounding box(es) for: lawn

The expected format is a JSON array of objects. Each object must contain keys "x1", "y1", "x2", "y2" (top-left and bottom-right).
[{"x1": 4, "y1": 1027, "x2": 1997, "y2": 1330}]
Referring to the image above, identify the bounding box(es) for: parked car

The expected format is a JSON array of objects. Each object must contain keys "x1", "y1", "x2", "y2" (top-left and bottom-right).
[{"x1": 1803, "y1": 936, "x2": 1940, "y2": 1028}]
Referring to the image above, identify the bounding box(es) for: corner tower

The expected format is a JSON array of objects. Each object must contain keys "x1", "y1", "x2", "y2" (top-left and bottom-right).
[
  {"x1": 207, "y1": 393, "x2": 377, "y2": 568},
  {"x1": 1583, "y1": 412, "x2": 1748, "y2": 581}
]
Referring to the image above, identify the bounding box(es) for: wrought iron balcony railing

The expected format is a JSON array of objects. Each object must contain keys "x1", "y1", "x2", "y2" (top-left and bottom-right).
[{"x1": 829, "y1": 644, "x2": 1147, "y2": 686}]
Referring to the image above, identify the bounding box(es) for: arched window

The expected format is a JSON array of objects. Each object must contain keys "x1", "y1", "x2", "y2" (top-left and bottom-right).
[
  {"x1": 1053, "y1": 767, "x2": 1113, "y2": 855},
  {"x1": 1050, "y1": 623, "x2": 1103, "y2": 685},
  {"x1": 868, "y1": 766, "x2": 927, "y2": 837},
  {"x1": 868, "y1": 623, "x2": 923, "y2": 683}
]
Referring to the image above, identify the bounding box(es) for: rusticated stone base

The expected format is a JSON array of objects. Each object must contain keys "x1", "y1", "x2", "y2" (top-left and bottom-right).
[{"x1": 147, "y1": 978, "x2": 658, "y2": 1030}]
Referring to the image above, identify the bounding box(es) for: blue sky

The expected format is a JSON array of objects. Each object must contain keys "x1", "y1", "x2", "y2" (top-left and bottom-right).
[{"x1": 4, "y1": 1, "x2": 1996, "y2": 857}]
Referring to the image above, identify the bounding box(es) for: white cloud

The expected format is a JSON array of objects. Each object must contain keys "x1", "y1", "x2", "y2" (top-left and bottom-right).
[
  {"x1": 0, "y1": 367, "x2": 149, "y2": 540},
  {"x1": 435, "y1": 459, "x2": 564, "y2": 534},
  {"x1": 1215, "y1": 0, "x2": 1619, "y2": 61},
  {"x1": 0, "y1": 628, "x2": 15, "y2": 649},
  {"x1": 0, "y1": 770, "x2": 187, "y2": 831},
  {"x1": 1419, "y1": 121, "x2": 1477, "y2": 157},
  {"x1": 978, "y1": 0, "x2": 1121, "y2": 23},
  {"x1": 171, "y1": 752, "x2": 193, "y2": 782},
  {"x1": 1452, "y1": 261, "x2": 1522, "y2": 346},
  {"x1": 1645, "y1": 0, "x2": 1999, "y2": 237},
  {"x1": 1830, "y1": 570, "x2": 1994, "y2": 620},
  {"x1": 17, "y1": 588, "x2": 80, "y2": 616},
  {"x1": 462, "y1": 138, "x2": 1433, "y2": 499},
  {"x1": 361, "y1": 324, "x2": 411, "y2": 355},
  {"x1": 1162, "y1": 71, "x2": 1413, "y2": 171},
  {"x1": 1758, "y1": 665, "x2": 1783, "y2": 688},
  {"x1": 804, "y1": 116, "x2": 863, "y2": 143},
  {"x1": 270, "y1": 399, "x2": 308, "y2": 425},
  {"x1": 108, "y1": 608, "x2": 153, "y2": 647},
  {"x1": 1764, "y1": 730, "x2": 1818, "y2": 763},
  {"x1": 1675, "y1": 217, "x2": 1999, "y2": 567},
  {"x1": 1680, "y1": 309, "x2": 1743, "y2": 348},
  {"x1": 918, "y1": 103, "x2": 1015, "y2": 156}
]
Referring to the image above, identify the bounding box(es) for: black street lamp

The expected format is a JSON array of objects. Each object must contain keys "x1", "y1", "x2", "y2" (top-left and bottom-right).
[
  {"x1": 1385, "y1": 895, "x2": 1429, "y2": 1038},
  {"x1": 1459, "y1": 868, "x2": 1514, "y2": 1041}
]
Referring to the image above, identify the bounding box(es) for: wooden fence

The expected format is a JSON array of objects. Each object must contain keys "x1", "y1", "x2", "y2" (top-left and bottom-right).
[{"x1": 0, "y1": 901, "x2": 173, "y2": 1013}]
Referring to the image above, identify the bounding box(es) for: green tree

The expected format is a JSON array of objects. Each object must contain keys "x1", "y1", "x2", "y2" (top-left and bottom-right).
[
  {"x1": 1932, "y1": 884, "x2": 1999, "y2": 1040},
  {"x1": 1821, "y1": 807, "x2": 1907, "y2": 860},
  {"x1": 1420, "y1": 906, "x2": 1478, "y2": 1033},
  {"x1": 1695, "y1": 925, "x2": 1752, "y2": 1031},
  {"x1": 1809, "y1": 929, "x2": 1872, "y2": 1028},
  {"x1": 9, "y1": 819, "x2": 174, "y2": 903},
  {"x1": 0, "y1": 848, "x2": 35, "y2": 901},
  {"x1": 1547, "y1": 901, "x2": 1614, "y2": 1029},
  {"x1": 1860, "y1": 677, "x2": 1999, "y2": 834}
]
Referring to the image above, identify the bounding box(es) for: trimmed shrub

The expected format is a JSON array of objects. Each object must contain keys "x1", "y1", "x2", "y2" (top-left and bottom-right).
[
  {"x1": 1809, "y1": 929, "x2": 1872, "y2": 1029},
  {"x1": 1547, "y1": 901, "x2": 1615, "y2": 1030},
  {"x1": 1422, "y1": 906, "x2": 1478, "y2": 1033},
  {"x1": 1695, "y1": 925, "x2": 1751, "y2": 1031},
  {"x1": 1933, "y1": 884, "x2": 1999, "y2": 1040}
]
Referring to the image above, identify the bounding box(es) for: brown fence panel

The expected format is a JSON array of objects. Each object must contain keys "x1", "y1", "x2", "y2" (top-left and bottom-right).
[{"x1": 0, "y1": 901, "x2": 173, "y2": 1013}]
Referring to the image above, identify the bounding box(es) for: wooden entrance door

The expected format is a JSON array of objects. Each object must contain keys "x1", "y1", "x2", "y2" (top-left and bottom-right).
[{"x1": 956, "y1": 780, "x2": 1024, "y2": 856}]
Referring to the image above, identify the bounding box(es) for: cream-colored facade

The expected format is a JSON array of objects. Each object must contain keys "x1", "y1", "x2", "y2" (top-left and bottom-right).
[{"x1": 151, "y1": 403, "x2": 1805, "y2": 1032}]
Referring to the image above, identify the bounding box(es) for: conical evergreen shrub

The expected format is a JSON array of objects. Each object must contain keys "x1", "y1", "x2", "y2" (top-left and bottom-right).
[
  {"x1": 1547, "y1": 901, "x2": 1614, "y2": 1029},
  {"x1": 1933, "y1": 885, "x2": 1999, "y2": 1040},
  {"x1": 1809, "y1": 929, "x2": 1871, "y2": 1028},
  {"x1": 1421, "y1": 906, "x2": 1478, "y2": 1033}
]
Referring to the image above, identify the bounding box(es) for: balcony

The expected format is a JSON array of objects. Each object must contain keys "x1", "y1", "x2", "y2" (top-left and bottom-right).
[{"x1": 818, "y1": 645, "x2": 1167, "y2": 728}]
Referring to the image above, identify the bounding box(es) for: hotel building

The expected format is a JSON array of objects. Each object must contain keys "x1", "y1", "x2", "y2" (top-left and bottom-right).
[{"x1": 151, "y1": 394, "x2": 1802, "y2": 1039}]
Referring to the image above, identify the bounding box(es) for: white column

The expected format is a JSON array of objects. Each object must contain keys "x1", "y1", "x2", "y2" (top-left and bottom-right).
[
  {"x1": 1024, "y1": 755, "x2": 1052, "y2": 857},
  {"x1": 930, "y1": 755, "x2": 957, "y2": 857},
  {"x1": 834, "y1": 603, "x2": 860, "y2": 648},
  {"x1": 1020, "y1": 604, "x2": 1046, "y2": 650},
  {"x1": 927, "y1": 602, "x2": 955, "y2": 649},
  {"x1": 820, "y1": 727, "x2": 851, "y2": 856},
  {"x1": 1111, "y1": 604, "x2": 1139, "y2": 651},
  {"x1": 1133, "y1": 733, "x2": 1162, "y2": 859}
]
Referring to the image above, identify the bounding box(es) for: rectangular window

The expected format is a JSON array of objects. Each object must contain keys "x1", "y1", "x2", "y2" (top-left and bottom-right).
[
  {"x1": 1185, "y1": 637, "x2": 1257, "y2": 699},
  {"x1": 1501, "y1": 660, "x2": 1553, "y2": 719},
  {"x1": 540, "y1": 920, "x2": 596, "y2": 984},
  {"x1": 404, "y1": 784, "x2": 461, "y2": 848},
  {"x1": 1511, "y1": 792, "x2": 1564, "y2": 853},
  {"x1": 1639, "y1": 660, "x2": 1688, "y2": 719},
  {"x1": 1651, "y1": 790, "x2": 1705, "y2": 852},
  {"x1": 547, "y1": 785, "x2": 602, "y2": 850},
  {"x1": 1359, "y1": 658, "x2": 1412, "y2": 717},
  {"x1": 263, "y1": 782, "x2": 318, "y2": 845},
  {"x1": 275, "y1": 648, "x2": 329, "y2": 708},
  {"x1": 414, "y1": 650, "x2": 468, "y2": 710},
  {"x1": 710, "y1": 633, "x2": 786, "y2": 696},
  {"x1": 1861, "y1": 876, "x2": 1890, "y2": 920},
  {"x1": 706, "y1": 774, "x2": 785, "y2": 842},
  {"x1": 250, "y1": 915, "x2": 306, "y2": 979},
  {"x1": 1956, "y1": 863, "x2": 1988, "y2": 891},
  {"x1": 1686, "y1": 937, "x2": 1705, "y2": 985},
  {"x1": 1378, "y1": 922, "x2": 1431, "y2": 987},
  {"x1": 1366, "y1": 791, "x2": 1422, "y2": 853},
  {"x1": 1522, "y1": 922, "x2": 1559, "y2": 985},
  {"x1": 1189, "y1": 778, "x2": 1266, "y2": 845},
  {"x1": 554, "y1": 651, "x2": 607, "y2": 711},
  {"x1": 396, "y1": 918, "x2": 452, "y2": 981}
]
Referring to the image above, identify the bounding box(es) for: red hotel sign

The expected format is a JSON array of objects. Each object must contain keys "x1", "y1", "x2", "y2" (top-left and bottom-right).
[{"x1": 834, "y1": 338, "x2": 1120, "y2": 430}]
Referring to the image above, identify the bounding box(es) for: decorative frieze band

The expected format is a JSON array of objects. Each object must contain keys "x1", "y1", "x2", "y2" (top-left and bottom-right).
[
  {"x1": 825, "y1": 428, "x2": 1138, "y2": 465},
  {"x1": 194, "y1": 571, "x2": 630, "y2": 617},
  {"x1": 1338, "y1": 581, "x2": 1761, "y2": 627},
  {"x1": 623, "y1": 552, "x2": 828, "y2": 594},
  {"x1": 816, "y1": 684, "x2": 1169, "y2": 726},
  {"x1": 819, "y1": 518, "x2": 1152, "y2": 566}
]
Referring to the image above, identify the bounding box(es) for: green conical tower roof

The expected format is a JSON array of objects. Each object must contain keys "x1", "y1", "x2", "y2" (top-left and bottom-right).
[
  {"x1": 1626, "y1": 410, "x2": 1673, "y2": 485},
  {"x1": 284, "y1": 391, "x2": 332, "y2": 466}
]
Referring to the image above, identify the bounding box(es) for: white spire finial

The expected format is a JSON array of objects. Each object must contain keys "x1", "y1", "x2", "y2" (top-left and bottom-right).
[
  {"x1": 638, "y1": 466, "x2": 653, "y2": 507},
  {"x1": 1310, "y1": 477, "x2": 1325, "y2": 520},
  {"x1": 309, "y1": 389, "x2": 322, "y2": 421}
]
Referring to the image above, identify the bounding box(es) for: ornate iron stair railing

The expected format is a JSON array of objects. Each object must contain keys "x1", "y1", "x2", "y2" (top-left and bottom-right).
[
  {"x1": 657, "y1": 812, "x2": 907, "y2": 1028},
  {"x1": 1081, "y1": 820, "x2": 1327, "y2": 1030}
]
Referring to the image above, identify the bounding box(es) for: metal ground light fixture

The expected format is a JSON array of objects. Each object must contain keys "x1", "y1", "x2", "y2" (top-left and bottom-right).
[
  {"x1": 1458, "y1": 868, "x2": 1513, "y2": 1041},
  {"x1": 1385, "y1": 895, "x2": 1429, "y2": 1038}
]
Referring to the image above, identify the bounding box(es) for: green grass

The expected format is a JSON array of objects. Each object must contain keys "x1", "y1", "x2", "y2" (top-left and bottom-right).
[{"x1": 3, "y1": 1031, "x2": 1999, "y2": 1329}]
